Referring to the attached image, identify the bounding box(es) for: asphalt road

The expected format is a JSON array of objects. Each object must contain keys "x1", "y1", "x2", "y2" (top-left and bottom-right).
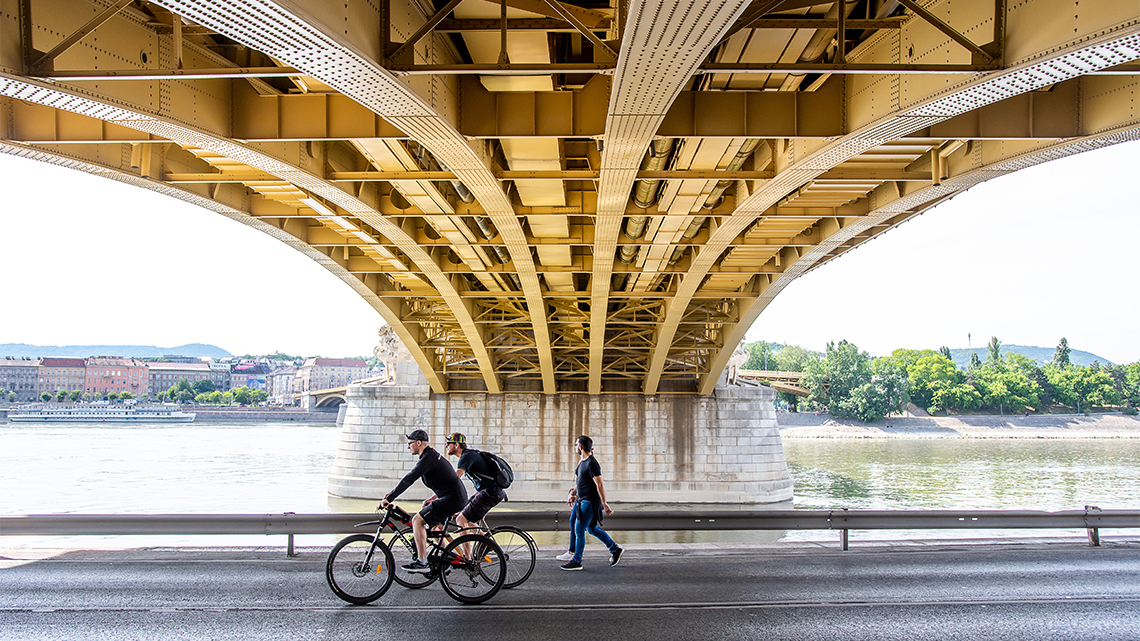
[{"x1": 3, "y1": 541, "x2": 1140, "y2": 640}]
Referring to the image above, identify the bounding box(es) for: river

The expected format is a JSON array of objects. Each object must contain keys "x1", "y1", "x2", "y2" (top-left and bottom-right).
[{"x1": 2, "y1": 422, "x2": 1138, "y2": 548}]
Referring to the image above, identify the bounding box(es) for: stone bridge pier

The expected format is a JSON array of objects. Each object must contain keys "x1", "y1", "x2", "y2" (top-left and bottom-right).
[{"x1": 328, "y1": 364, "x2": 792, "y2": 504}]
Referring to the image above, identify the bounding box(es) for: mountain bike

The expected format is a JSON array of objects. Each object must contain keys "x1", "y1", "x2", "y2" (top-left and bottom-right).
[
  {"x1": 387, "y1": 513, "x2": 537, "y2": 590},
  {"x1": 326, "y1": 504, "x2": 506, "y2": 605}
]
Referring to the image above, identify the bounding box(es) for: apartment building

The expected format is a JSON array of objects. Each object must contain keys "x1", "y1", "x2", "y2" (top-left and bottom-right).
[
  {"x1": 85, "y1": 357, "x2": 149, "y2": 397},
  {"x1": 38, "y1": 358, "x2": 86, "y2": 395}
]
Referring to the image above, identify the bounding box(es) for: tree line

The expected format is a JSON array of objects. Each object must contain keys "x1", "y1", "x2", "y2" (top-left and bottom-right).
[
  {"x1": 15, "y1": 378, "x2": 270, "y2": 406},
  {"x1": 745, "y1": 337, "x2": 1140, "y2": 422}
]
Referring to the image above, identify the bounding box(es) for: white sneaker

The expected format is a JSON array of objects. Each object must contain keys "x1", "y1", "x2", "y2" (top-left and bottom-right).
[{"x1": 555, "y1": 551, "x2": 574, "y2": 561}]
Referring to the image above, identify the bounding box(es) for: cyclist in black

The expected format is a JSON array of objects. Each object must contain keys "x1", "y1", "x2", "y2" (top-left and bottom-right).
[
  {"x1": 431, "y1": 432, "x2": 507, "y2": 532},
  {"x1": 379, "y1": 429, "x2": 467, "y2": 574}
]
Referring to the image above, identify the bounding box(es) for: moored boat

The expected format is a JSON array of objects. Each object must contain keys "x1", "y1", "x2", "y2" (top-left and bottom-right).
[{"x1": 9, "y1": 403, "x2": 195, "y2": 423}]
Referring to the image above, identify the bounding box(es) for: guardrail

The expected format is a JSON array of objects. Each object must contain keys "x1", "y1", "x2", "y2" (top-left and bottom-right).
[{"x1": 3, "y1": 508, "x2": 1137, "y2": 555}]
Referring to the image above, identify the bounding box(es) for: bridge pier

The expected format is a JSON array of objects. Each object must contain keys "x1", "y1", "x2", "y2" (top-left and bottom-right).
[{"x1": 328, "y1": 366, "x2": 792, "y2": 504}]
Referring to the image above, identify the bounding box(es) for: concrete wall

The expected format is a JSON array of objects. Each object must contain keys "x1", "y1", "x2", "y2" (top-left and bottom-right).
[{"x1": 328, "y1": 370, "x2": 792, "y2": 504}]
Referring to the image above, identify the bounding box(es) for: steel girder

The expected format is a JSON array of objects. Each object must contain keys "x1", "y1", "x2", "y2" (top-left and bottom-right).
[{"x1": 2, "y1": 0, "x2": 1138, "y2": 395}]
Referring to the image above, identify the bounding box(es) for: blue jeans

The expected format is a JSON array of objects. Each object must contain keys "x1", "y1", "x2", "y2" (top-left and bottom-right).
[
  {"x1": 567, "y1": 501, "x2": 579, "y2": 552},
  {"x1": 572, "y1": 499, "x2": 619, "y2": 563}
]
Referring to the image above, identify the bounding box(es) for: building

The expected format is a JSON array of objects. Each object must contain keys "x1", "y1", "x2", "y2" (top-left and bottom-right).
[
  {"x1": 147, "y1": 361, "x2": 211, "y2": 396},
  {"x1": 296, "y1": 358, "x2": 369, "y2": 393},
  {"x1": 230, "y1": 363, "x2": 271, "y2": 391},
  {"x1": 267, "y1": 367, "x2": 297, "y2": 406},
  {"x1": 208, "y1": 362, "x2": 232, "y2": 392},
  {"x1": 1, "y1": 357, "x2": 42, "y2": 402},
  {"x1": 85, "y1": 357, "x2": 149, "y2": 398},
  {"x1": 38, "y1": 358, "x2": 87, "y2": 396}
]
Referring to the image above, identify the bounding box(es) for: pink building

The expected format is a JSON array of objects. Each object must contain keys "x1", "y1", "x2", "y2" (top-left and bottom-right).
[{"x1": 85, "y1": 357, "x2": 149, "y2": 397}]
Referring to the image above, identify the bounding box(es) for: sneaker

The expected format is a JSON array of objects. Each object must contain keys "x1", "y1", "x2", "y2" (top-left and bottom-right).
[
  {"x1": 610, "y1": 547, "x2": 623, "y2": 567},
  {"x1": 560, "y1": 561, "x2": 583, "y2": 571},
  {"x1": 402, "y1": 560, "x2": 431, "y2": 574},
  {"x1": 555, "y1": 551, "x2": 574, "y2": 561}
]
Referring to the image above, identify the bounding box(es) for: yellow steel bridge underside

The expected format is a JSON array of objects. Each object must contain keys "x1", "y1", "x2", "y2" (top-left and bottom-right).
[{"x1": 2, "y1": 0, "x2": 1138, "y2": 395}]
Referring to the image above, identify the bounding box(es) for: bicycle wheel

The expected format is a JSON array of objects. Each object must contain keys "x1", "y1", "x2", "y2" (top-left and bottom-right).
[
  {"x1": 491, "y1": 526, "x2": 536, "y2": 588},
  {"x1": 326, "y1": 534, "x2": 394, "y2": 605},
  {"x1": 385, "y1": 526, "x2": 436, "y2": 589},
  {"x1": 438, "y1": 534, "x2": 505, "y2": 605}
]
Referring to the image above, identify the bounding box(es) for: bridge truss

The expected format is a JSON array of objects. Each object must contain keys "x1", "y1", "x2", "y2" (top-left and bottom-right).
[{"x1": 2, "y1": 0, "x2": 1138, "y2": 394}]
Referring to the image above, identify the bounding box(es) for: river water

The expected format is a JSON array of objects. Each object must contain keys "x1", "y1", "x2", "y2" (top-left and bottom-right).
[{"x1": 2, "y1": 422, "x2": 1138, "y2": 548}]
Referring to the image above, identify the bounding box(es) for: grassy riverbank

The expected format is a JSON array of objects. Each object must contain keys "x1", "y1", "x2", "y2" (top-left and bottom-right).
[{"x1": 778, "y1": 412, "x2": 1140, "y2": 439}]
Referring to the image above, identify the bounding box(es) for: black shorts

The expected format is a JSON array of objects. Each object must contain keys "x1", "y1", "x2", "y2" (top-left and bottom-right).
[
  {"x1": 461, "y1": 487, "x2": 505, "y2": 523},
  {"x1": 419, "y1": 494, "x2": 465, "y2": 528}
]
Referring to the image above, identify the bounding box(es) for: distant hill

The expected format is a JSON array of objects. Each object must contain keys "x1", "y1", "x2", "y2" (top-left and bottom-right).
[
  {"x1": 948, "y1": 345, "x2": 1113, "y2": 369},
  {"x1": 0, "y1": 343, "x2": 232, "y2": 359}
]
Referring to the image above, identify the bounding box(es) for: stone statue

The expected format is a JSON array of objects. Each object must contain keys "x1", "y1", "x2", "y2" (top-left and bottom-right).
[
  {"x1": 726, "y1": 341, "x2": 751, "y2": 386},
  {"x1": 373, "y1": 325, "x2": 402, "y2": 384}
]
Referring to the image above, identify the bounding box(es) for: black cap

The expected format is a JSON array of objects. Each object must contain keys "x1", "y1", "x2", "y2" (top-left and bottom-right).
[{"x1": 406, "y1": 429, "x2": 429, "y2": 442}]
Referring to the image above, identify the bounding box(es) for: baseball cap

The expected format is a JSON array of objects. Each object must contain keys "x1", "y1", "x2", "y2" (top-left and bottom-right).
[
  {"x1": 405, "y1": 429, "x2": 429, "y2": 442},
  {"x1": 446, "y1": 432, "x2": 466, "y2": 445}
]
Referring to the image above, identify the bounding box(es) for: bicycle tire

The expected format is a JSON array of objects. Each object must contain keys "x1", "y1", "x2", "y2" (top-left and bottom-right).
[
  {"x1": 438, "y1": 534, "x2": 505, "y2": 605},
  {"x1": 386, "y1": 526, "x2": 437, "y2": 589},
  {"x1": 490, "y1": 525, "x2": 537, "y2": 588},
  {"x1": 325, "y1": 534, "x2": 394, "y2": 605}
]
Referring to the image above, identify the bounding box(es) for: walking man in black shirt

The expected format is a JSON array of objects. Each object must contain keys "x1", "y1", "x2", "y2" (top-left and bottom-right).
[
  {"x1": 379, "y1": 429, "x2": 467, "y2": 574},
  {"x1": 427, "y1": 432, "x2": 507, "y2": 531},
  {"x1": 561, "y1": 435, "x2": 623, "y2": 571}
]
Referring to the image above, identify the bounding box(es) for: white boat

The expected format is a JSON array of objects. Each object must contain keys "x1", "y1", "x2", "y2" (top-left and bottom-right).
[{"x1": 9, "y1": 403, "x2": 195, "y2": 423}]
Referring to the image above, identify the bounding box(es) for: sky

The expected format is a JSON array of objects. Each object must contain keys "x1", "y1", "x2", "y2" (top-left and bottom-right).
[{"x1": 1, "y1": 139, "x2": 1138, "y2": 363}]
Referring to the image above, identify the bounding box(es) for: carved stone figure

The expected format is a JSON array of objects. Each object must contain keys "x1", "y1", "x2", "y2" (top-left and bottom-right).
[
  {"x1": 373, "y1": 325, "x2": 403, "y2": 383},
  {"x1": 726, "y1": 341, "x2": 751, "y2": 386}
]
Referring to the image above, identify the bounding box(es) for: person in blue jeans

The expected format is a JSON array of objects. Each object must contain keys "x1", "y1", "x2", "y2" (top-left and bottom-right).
[
  {"x1": 555, "y1": 486, "x2": 579, "y2": 561},
  {"x1": 561, "y1": 435, "x2": 623, "y2": 570}
]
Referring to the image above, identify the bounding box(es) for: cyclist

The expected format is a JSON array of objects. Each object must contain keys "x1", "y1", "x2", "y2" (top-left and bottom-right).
[
  {"x1": 378, "y1": 429, "x2": 467, "y2": 574},
  {"x1": 429, "y1": 432, "x2": 507, "y2": 532}
]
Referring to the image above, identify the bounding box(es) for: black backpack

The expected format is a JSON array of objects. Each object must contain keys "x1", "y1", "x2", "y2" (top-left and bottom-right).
[{"x1": 472, "y1": 449, "x2": 514, "y2": 489}]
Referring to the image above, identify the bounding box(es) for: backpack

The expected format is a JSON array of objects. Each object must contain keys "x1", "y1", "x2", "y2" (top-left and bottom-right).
[{"x1": 473, "y1": 450, "x2": 514, "y2": 489}]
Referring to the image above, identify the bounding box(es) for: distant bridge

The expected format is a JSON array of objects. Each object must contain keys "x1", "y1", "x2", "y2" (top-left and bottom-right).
[{"x1": 737, "y1": 370, "x2": 810, "y2": 398}]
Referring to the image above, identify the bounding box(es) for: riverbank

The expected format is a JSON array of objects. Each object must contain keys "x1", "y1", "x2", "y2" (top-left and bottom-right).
[
  {"x1": 0, "y1": 407, "x2": 339, "y2": 423},
  {"x1": 778, "y1": 411, "x2": 1140, "y2": 438}
]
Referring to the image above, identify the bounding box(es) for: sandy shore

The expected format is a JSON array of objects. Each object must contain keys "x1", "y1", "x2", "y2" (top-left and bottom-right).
[{"x1": 778, "y1": 412, "x2": 1140, "y2": 439}]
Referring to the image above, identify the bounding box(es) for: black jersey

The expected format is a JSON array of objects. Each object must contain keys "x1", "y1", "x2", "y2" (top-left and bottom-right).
[{"x1": 385, "y1": 446, "x2": 467, "y2": 503}]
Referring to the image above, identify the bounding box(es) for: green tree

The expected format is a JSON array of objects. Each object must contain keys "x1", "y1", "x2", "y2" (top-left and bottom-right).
[
  {"x1": 1071, "y1": 366, "x2": 1119, "y2": 410},
  {"x1": 176, "y1": 389, "x2": 194, "y2": 403},
  {"x1": 7, "y1": 392, "x2": 15, "y2": 403},
  {"x1": 939, "y1": 346, "x2": 952, "y2": 361},
  {"x1": 176, "y1": 378, "x2": 194, "y2": 394},
  {"x1": 930, "y1": 383, "x2": 982, "y2": 414},
  {"x1": 232, "y1": 386, "x2": 252, "y2": 405},
  {"x1": 119, "y1": 392, "x2": 134, "y2": 401},
  {"x1": 774, "y1": 345, "x2": 816, "y2": 373},
  {"x1": 194, "y1": 393, "x2": 211, "y2": 404},
  {"x1": 974, "y1": 363, "x2": 1040, "y2": 414},
  {"x1": 156, "y1": 390, "x2": 168, "y2": 402},
  {"x1": 192, "y1": 379, "x2": 216, "y2": 395},
  {"x1": 1052, "y1": 337, "x2": 1071, "y2": 368},
  {"x1": 871, "y1": 357, "x2": 911, "y2": 416},
  {"x1": 108, "y1": 392, "x2": 120, "y2": 401},
  {"x1": 69, "y1": 390, "x2": 81, "y2": 402},
  {"x1": 222, "y1": 391, "x2": 234, "y2": 405},
  {"x1": 986, "y1": 337, "x2": 1002, "y2": 366},
  {"x1": 55, "y1": 390, "x2": 67, "y2": 402},
  {"x1": 250, "y1": 389, "x2": 269, "y2": 405},
  {"x1": 743, "y1": 341, "x2": 775, "y2": 371},
  {"x1": 41, "y1": 392, "x2": 52, "y2": 402},
  {"x1": 969, "y1": 352, "x2": 982, "y2": 370},
  {"x1": 907, "y1": 354, "x2": 961, "y2": 409},
  {"x1": 1125, "y1": 363, "x2": 1140, "y2": 406}
]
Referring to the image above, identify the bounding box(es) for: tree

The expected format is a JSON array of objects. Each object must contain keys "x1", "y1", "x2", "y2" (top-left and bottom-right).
[
  {"x1": 1071, "y1": 366, "x2": 1119, "y2": 410},
  {"x1": 69, "y1": 390, "x2": 81, "y2": 402},
  {"x1": 973, "y1": 362, "x2": 1041, "y2": 414},
  {"x1": 743, "y1": 341, "x2": 775, "y2": 371},
  {"x1": 176, "y1": 378, "x2": 194, "y2": 394},
  {"x1": 222, "y1": 391, "x2": 234, "y2": 405},
  {"x1": 986, "y1": 337, "x2": 1002, "y2": 366},
  {"x1": 774, "y1": 345, "x2": 817, "y2": 373},
  {"x1": 930, "y1": 383, "x2": 982, "y2": 414},
  {"x1": 192, "y1": 379, "x2": 216, "y2": 395},
  {"x1": 907, "y1": 354, "x2": 961, "y2": 409},
  {"x1": 119, "y1": 392, "x2": 134, "y2": 401},
  {"x1": 1052, "y1": 337, "x2": 1071, "y2": 368},
  {"x1": 176, "y1": 389, "x2": 194, "y2": 403},
  {"x1": 108, "y1": 392, "x2": 120, "y2": 401},
  {"x1": 55, "y1": 390, "x2": 67, "y2": 402},
  {"x1": 232, "y1": 386, "x2": 252, "y2": 405},
  {"x1": 250, "y1": 389, "x2": 269, "y2": 405},
  {"x1": 194, "y1": 393, "x2": 211, "y2": 404},
  {"x1": 208, "y1": 391, "x2": 223, "y2": 404},
  {"x1": 41, "y1": 392, "x2": 52, "y2": 402},
  {"x1": 7, "y1": 392, "x2": 15, "y2": 402},
  {"x1": 156, "y1": 390, "x2": 168, "y2": 402},
  {"x1": 939, "y1": 346, "x2": 952, "y2": 361},
  {"x1": 969, "y1": 352, "x2": 982, "y2": 370}
]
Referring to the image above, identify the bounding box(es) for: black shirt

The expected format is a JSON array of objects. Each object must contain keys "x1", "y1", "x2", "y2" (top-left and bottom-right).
[
  {"x1": 575, "y1": 455, "x2": 603, "y2": 503},
  {"x1": 386, "y1": 446, "x2": 467, "y2": 503},
  {"x1": 456, "y1": 449, "x2": 496, "y2": 492}
]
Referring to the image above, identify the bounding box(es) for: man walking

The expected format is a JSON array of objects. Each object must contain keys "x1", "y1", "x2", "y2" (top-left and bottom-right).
[
  {"x1": 379, "y1": 429, "x2": 467, "y2": 574},
  {"x1": 561, "y1": 435, "x2": 623, "y2": 571}
]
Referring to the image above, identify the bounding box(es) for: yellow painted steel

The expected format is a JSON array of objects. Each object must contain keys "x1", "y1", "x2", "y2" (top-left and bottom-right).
[{"x1": 1, "y1": 0, "x2": 1138, "y2": 395}]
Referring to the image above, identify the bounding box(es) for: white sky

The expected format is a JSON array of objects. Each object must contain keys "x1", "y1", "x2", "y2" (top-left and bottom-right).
[{"x1": 1, "y1": 139, "x2": 1138, "y2": 363}]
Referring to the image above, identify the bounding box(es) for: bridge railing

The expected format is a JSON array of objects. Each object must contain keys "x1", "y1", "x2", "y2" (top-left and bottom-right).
[{"x1": 3, "y1": 509, "x2": 1136, "y2": 554}]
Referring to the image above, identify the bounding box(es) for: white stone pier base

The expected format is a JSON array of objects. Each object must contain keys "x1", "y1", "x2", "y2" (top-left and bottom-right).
[{"x1": 328, "y1": 376, "x2": 792, "y2": 504}]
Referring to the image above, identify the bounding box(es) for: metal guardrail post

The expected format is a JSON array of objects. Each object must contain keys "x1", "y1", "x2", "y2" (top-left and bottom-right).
[
  {"x1": 284, "y1": 512, "x2": 296, "y2": 557},
  {"x1": 1085, "y1": 505, "x2": 1101, "y2": 547}
]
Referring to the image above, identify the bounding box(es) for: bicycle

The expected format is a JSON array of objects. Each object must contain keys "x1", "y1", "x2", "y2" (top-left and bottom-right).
[
  {"x1": 385, "y1": 510, "x2": 537, "y2": 590},
  {"x1": 326, "y1": 504, "x2": 506, "y2": 605}
]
